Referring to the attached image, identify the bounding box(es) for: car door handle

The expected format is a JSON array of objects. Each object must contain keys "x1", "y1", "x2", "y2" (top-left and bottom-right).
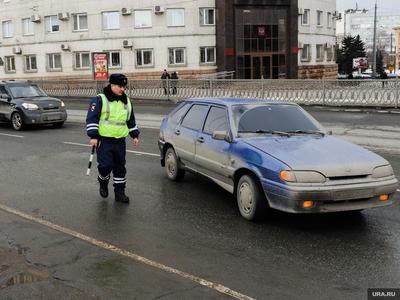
[
  {"x1": 197, "y1": 137, "x2": 204, "y2": 143},
  {"x1": 174, "y1": 129, "x2": 181, "y2": 135}
]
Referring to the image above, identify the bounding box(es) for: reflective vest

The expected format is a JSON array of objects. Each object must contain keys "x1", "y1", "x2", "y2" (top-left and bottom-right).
[{"x1": 98, "y1": 93, "x2": 132, "y2": 139}]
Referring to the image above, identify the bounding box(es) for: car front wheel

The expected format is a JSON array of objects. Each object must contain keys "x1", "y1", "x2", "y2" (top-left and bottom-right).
[
  {"x1": 165, "y1": 147, "x2": 185, "y2": 181},
  {"x1": 11, "y1": 111, "x2": 24, "y2": 131},
  {"x1": 237, "y1": 174, "x2": 267, "y2": 221}
]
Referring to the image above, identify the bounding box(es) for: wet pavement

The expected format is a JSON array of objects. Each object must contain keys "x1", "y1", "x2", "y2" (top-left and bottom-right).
[{"x1": 0, "y1": 102, "x2": 399, "y2": 299}]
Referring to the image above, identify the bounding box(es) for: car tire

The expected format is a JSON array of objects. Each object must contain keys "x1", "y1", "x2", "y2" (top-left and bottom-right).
[
  {"x1": 52, "y1": 121, "x2": 64, "y2": 128},
  {"x1": 165, "y1": 147, "x2": 185, "y2": 181},
  {"x1": 236, "y1": 174, "x2": 267, "y2": 221},
  {"x1": 11, "y1": 111, "x2": 24, "y2": 131}
]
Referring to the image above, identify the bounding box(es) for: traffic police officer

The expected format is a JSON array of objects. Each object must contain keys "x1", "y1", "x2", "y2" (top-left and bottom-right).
[{"x1": 86, "y1": 73, "x2": 140, "y2": 203}]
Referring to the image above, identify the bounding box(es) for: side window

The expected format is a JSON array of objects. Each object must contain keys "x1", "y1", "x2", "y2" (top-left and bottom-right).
[
  {"x1": 181, "y1": 104, "x2": 208, "y2": 131},
  {"x1": 0, "y1": 86, "x2": 8, "y2": 96},
  {"x1": 170, "y1": 103, "x2": 189, "y2": 124},
  {"x1": 203, "y1": 106, "x2": 228, "y2": 134}
]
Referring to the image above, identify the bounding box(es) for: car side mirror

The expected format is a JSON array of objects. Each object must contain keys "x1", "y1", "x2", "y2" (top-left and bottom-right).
[
  {"x1": 0, "y1": 94, "x2": 11, "y2": 101},
  {"x1": 212, "y1": 130, "x2": 231, "y2": 143}
]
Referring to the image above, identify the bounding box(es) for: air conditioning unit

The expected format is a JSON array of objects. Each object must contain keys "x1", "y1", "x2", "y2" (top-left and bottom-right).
[
  {"x1": 30, "y1": 14, "x2": 41, "y2": 23},
  {"x1": 121, "y1": 8, "x2": 132, "y2": 15},
  {"x1": 61, "y1": 44, "x2": 70, "y2": 51},
  {"x1": 122, "y1": 40, "x2": 133, "y2": 48},
  {"x1": 154, "y1": 5, "x2": 165, "y2": 14},
  {"x1": 58, "y1": 12, "x2": 70, "y2": 20},
  {"x1": 298, "y1": 8, "x2": 304, "y2": 15},
  {"x1": 298, "y1": 43, "x2": 303, "y2": 49},
  {"x1": 12, "y1": 46, "x2": 22, "y2": 54}
]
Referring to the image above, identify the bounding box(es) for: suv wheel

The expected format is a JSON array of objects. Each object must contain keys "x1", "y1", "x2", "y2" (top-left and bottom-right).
[
  {"x1": 236, "y1": 174, "x2": 267, "y2": 221},
  {"x1": 165, "y1": 147, "x2": 185, "y2": 181},
  {"x1": 11, "y1": 111, "x2": 24, "y2": 131}
]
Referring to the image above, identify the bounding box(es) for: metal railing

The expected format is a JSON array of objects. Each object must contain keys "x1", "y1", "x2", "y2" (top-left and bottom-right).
[{"x1": 33, "y1": 79, "x2": 400, "y2": 108}]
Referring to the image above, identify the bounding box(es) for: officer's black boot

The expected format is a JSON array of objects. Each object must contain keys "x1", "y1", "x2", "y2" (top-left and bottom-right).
[
  {"x1": 98, "y1": 179, "x2": 109, "y2": 198},
  {"x1": 115, "y1": 191, "x2": 130, "y2": 203}
]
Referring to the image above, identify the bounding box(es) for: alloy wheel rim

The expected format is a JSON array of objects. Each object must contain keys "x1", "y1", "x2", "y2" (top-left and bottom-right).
[
  {"x1": 166, "y1": 152, "x2": 176, "y2": 177},
  {"x1": 12, "y1": 114, "x2": 22, "y2": 129},
  {"x1": 239, "y1": 182, "x2": 253, "y2": 214}
]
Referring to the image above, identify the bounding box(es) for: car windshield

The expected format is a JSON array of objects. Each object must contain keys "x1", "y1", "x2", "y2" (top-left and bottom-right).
[
  {"x1": 232, "y1": 103, "x2": 322, "y2": 136},
  {"x1": 8, "y1": 85, "x2": 47, "y2": 98}
]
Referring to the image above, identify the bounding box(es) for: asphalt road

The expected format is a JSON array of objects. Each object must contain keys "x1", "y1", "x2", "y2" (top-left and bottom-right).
[{"x1": 0, "y1": 104, "x2": 399, "y2": 299}]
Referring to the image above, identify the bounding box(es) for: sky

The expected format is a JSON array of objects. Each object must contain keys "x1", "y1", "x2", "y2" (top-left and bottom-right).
[{"x1": 336, "y1": 0, "x2": 400, "y2": 12}]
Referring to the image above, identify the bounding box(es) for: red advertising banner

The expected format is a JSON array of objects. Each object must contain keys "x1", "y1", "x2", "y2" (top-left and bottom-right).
[{"x1": 92, "y1": 52, "x2": 109, "y2": 80}]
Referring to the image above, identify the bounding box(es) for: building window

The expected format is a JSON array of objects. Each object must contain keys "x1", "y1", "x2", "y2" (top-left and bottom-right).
[
  {"x1": 105, "y1": 51, "x2": 121, "y2": 68},
  {"x1": 199, "y1": 8, "x2": 215, "y2": 25},
  {"x1": 73, "y1": 13, "x2": 88, "y2": 31},
  {"x1": 316, "y1": 45, "x2": 324, "y2": 61},
  {"x1": 302, "y1": 9, "x2": 310, "y2": 25},
  {"x1": 45, "y1": 15, "x2": 59, "y2": 33},
  {"x1": 47, "y1": 53, "x2": 62, "y2": 71},
  {"x1": 2, "y1": 20, "x2": 13, "y2": 37},
  {"x1": 301, "y1": 44, "x2": 311, "y2": 61},
  {"x1": 327, "y1": 12, "x2": 332, "y2": 28},
  {"x1": 200, "y1": 47, "x2": 216, "y2": 64},
  {"x1": 5, "y1": 56, "x2": 15, "y2": 73},
  {"x1": 24, "y1": 55, "x2": 37, "y2": 72},
  {"x1": 74, "y1": 52, "x2": 90, "y2": 69},
  {"x1": 136, "y1": 49, "x2": 153, "y2": 67},
  {"x1": 168, "y1": 47, "x2": 185, "y2": 65},
  {"x1": 134, "y1": 10, "x2": 152, "y2": 28},
  {"x1": 167, "y1": 9, "x2": 185, "y2": 27},
  {"x1": 326, "y1": 47, "x2": 333, "y2": 61},
  {"x1": 102, "y1": 11, "x2": 119, "y2": 30},
  {"x1": 317, "y1": 11, "x2": 323, "y2": 26},
  {"x1": 22, "y1": 18, "x2": 34, "y2": 35}
]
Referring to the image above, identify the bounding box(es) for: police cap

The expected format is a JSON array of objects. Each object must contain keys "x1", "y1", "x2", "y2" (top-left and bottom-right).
[{"x1": 109, "y1": 73, "x2": 128, "y2": 87}]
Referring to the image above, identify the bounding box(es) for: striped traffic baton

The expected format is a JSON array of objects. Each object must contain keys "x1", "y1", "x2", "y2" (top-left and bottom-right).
[{"x1": 86, "y1": 145, "x2": 96, "y2": 176}]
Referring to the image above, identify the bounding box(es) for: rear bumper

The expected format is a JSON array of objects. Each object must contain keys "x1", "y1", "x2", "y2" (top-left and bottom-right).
[
  {"x1": 22, "y1": 109, "x2": 67, "y2": 125},
  {"x1": 261, "y1": 177, "x2": 398, "y2": 213}
]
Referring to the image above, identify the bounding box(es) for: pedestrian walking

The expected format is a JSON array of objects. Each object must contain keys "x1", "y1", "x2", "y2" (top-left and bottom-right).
[
  {"x1": 170, "y1": 71, "x2": 179, "y2": 95},
  {"x1": 380, "y1": 71, "x2": 388, "y2": 88},
  {"x1": 161, "y1": 69, "x2": 170, "y2": 95},
  {"x1": 86, "y1": 73, "x2": 140, "y2": 203}
]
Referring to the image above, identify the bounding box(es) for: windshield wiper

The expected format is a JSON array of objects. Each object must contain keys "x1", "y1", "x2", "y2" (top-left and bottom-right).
[
  {"x1": 287, "y1": 130, "x2": 325, "y2": 136},
  {"x1": 238, "y1": 130, "x2": 291, "y2": 137}
]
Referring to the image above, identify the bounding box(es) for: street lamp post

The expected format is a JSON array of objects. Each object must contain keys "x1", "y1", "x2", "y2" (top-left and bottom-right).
[{"x1": 372, "y1": 1, "x2": 378, "y2": 77}]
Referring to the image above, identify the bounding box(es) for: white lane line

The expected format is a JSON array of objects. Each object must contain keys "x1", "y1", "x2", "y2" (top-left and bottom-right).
[
  {"x1": 63, "y1": 142, "x2": 159, "y2": 157},
  {"x1": 0, "y1": 203, "x2": 254, "y2": 300},
  {"x1": 0, "y1": 132, "x2": 24, "y2": 138}
]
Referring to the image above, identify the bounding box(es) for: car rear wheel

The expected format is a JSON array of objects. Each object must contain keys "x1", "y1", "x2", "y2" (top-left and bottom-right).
[
  {"x1": 165, "y1": 147, "x2": 185, "y2": 181},
  {"x1": 237, "y1": 174, "x2": 267, "y2": 221},
  {"x1": 11, "y1": 111, "x2": 24, "y2": 131}
]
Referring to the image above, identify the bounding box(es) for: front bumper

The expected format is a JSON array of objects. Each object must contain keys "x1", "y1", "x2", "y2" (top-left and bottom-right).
[
  {"x1": 261, "y1": 177, "x2": 399, "y2": 213},
  {"x1": 22, "y1": 109, "x2": 67, "y2": 125}
]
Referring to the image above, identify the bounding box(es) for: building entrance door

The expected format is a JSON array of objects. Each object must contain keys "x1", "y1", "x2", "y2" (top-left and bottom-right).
[{"x1": 251, "y1": 56, "x2": 271, "y2": 79}]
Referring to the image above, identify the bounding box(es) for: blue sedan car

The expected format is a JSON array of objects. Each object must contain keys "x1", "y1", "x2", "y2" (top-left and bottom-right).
[{"x1": 158, "y1": 98, "x2": 398, "y2": 221}]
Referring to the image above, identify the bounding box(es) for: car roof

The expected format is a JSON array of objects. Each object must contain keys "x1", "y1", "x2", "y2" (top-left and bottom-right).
[
  {"x1": 185, "y1": 97, "x2": 294, "y2": 107},
  {"x1": 0, "y1": 80, "x2": 32, "y2": 85}
]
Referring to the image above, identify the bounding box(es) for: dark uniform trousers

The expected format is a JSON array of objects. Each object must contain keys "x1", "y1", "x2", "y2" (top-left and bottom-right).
[{"x1": 97, "y1": 138, "x2": 126, "y2": 193}]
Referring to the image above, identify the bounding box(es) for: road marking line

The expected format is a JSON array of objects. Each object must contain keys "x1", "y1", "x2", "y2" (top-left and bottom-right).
[
  {"x1": 0, "y1": 204, "x2": 254, "y2": 300},
  {"x1": 63, "y1": 142, "x2": 159, "y2": 157},
  {"x1": 0, "y1": 132, "x2": 24, "y2": 138}
]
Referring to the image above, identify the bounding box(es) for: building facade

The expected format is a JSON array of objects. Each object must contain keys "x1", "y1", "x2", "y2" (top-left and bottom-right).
[
  {"x1": 0, "y1": 0, "x2": 217, "y2": 80},
  {"x1": 337, "y1": 9, "x2": 400, "y2": 53},
  {"x1": 395, "y1": 27, "x2": 400, "y2": 71},
  {"x1": 297, "y1": 0, "x2": 338, "y2": 79}
]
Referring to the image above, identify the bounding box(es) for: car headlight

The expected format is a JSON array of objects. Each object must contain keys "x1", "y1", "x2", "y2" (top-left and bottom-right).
[
  {"x1": 280, "y1": 170, "x2": 326, "y2": 183},
  {"x1": 22, "y1": 103, "x2": 39, "y2": 110},
  {"x1": 372, "y1": 165, "x2": 394, "y2": 178},
  {"x1": 60, "y1": 101, "x2": 65, "y2": 107}
]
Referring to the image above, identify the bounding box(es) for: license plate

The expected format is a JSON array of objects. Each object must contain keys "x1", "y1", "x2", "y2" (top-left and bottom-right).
[
  {"x1": 334, "y1": 189, "x2": 373, "y2": 200},
  {"x1": 44, "y1": 113, "x2": 61, "y2": 121}
]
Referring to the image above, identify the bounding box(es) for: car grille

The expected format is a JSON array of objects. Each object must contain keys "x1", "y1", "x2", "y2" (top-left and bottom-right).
[
  {"x1": 43, "y1": 106, "x2": 59, "y2": 110},
  {"x1": 328, "y1": 175, "x2": 368, "y2": 181}
]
